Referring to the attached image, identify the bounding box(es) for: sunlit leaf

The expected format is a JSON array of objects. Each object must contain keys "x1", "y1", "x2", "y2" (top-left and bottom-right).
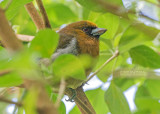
[
  {"x1": 30, "y1": 29, "x2": 59, "y2": 57},
  {"x1": 104, "y1": 82, "x2": 131, "y2": 114},
  {"x1": 1, "y1": 0, "x2": 33, "y2": 20},
  {"x1": 91, "y1": 13, "x2": 119, "y2": 39},
  {"x1": 0, "y1": 72, "x2": 22, "y2": 87},
  {"x1": 52, "y1": 54, "x2": 86, "y2": 80},
  {"x1": 129, "y1": 45, "x2": 160, "y2": 68},
  {"x1": 135, "y1": 97, "x2": 160, "y2": 110},
  {"x1": 86, "y1": 88, "x2": 109, "y2": 114},
  {"x1": 46, "y1": 3, "x2": 77, "y2": 27},
  {"x1": 23, "y1": 88, "x2": 38, "y2": 114},
  {"x1": 119, "y1": 24, "x2": 158, "y2": 53}
]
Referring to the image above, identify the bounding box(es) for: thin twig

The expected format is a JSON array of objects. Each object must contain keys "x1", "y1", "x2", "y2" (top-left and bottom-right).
[
  {"x1": 4, "y1": 0, "x2": 13, "y2": 11},
  {"x1": 36, "y1": 0, "x2": 51, "y2": 28},
  {"x1": 55, "y1": 78, "x2": 66, "y2": 108},
  {"x1": 25, "y1": 2, "x2": 45, "y2": 30},
  {"x1": 93, "y1": 0, "x2": 160, "y2": 22},
  {"x1": 0, "y1": 69, "x2": 12, "y2": 76},
  {"x1": 85, "y1": 50, "x2": 119, "y2": 82},
  {"x1": 0, "y1": 96, "x2": 22, "y2": 107},
  {"x1": 16, "y1": 34, "x2": 34, "y2": 42}
]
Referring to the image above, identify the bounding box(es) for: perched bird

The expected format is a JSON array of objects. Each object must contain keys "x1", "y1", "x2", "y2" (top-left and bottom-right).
[
  {"x1": 52, "y1": 21, "x2": 107, "y2": 74},
  {"x1": 50, "y1": 21, "x2": 107, "y2": 88},
  {"x1": 50, "y1": 21, "x2": 107, "y2": 103}
]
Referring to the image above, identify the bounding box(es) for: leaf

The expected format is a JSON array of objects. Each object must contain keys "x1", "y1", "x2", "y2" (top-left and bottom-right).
[
  {"x1": 118, "y1": 23, "x2": 158, "y2": 53},
  {"x1": 0, "y1": 72, "x2": 22, "y2": 87},
  {"x1": 94, "y1": 53, "x2": 123, "y2": 82},
  {"x1": 104, "y1": 82, "x2": 131, "y2": 114},
  {"x1": 11, "y1": 7, "x2": 36, "y2": 35},
  {"x1": 70, "y1": 105, "x2": 81, "y2": 114},
  {"x1": 95, "y1": 13, "x2": 119, "y2": 39},
  {"x1": 30, "y1": 29, "x2": 59, "y2": 57},
  {"x1": 86, "y1": 88, "x2": 109, "y2": 114},
  {"x1": 46, "y1": 3, "x2": 77, "y2": 27},
  {"x1": 129, "y1": 45, "x2": 160, "y2": 68},
  {"x1": 145, "y1": 80, "x2": 160, "y2": 99},
  {"x1": 135, "y1": 97, "x2": 160, "y2": 110},
  {"x1": 1, "y1": 0, "x2": 33, "y2": 20},
  {"x1": 75, "y1": 0, "x2": 105, "y2": 12},
  {"x1": 23, "y1": 88, "x2": 38, "y2": 114},
  {"x1": 52, "y1": 54, "x2": 86, "y2": 80}
]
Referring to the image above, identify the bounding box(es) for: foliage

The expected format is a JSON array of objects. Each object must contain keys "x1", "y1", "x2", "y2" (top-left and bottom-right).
[{"x1": 0, "y1": 0, "x2": 160, "y2": 114}]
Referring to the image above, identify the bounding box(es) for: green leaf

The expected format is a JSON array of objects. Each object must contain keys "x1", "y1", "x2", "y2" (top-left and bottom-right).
[
  {"x1": 145, "y1": 80, "x2": 160, "y2": 99},
  {"x1": 70, "y1": 105, "x2": 81, "y2": 114},
  {"x1": 30, "y1": 29, "x2": 59, "y2": 57},
  {"x1": 129, "y1": 45, "x2": 160, "y2": 68},
  {"x1": 86, "y1": 88, "x2": 109, "y2": 114},
  {"x1": 75, "y1": 0, "x2": 105, "y2": 12},
  {"x1": 95, "y1": 53, "x2": 123, "y2": 82},
  {"x1": 104, "y1": 82, "x2": 131, "y2": 114},
  {"x1": 2, "y1": 0, "x2": 33, "y2": 20},
  {"x1": 46, "y1": 3, "x2": 77, "y2": 27},
  {"x1": 114, "y1": 78, "x2": 135, "y2": 91},
  {"x1": 118, "y1": 24, "x2": 158, "y2": 53},
  {"x1": 0, "y1": 72, "x2": 22, "y2": 87},
  {"x1": 52, "y1": 54, "x2": 86, "y2": 80},
  {"x1": 95, "y1": 13, "x2": 119, "y2": 39},
  {"x1": 135, "y1": 97, "x2": 160, "y2": 110},
  {"x1": 11, "y1": 7, "x2": 36, "y2": 35},
  {"x1": 23, "y1": 88, "x2": 38, "y2": 114}
]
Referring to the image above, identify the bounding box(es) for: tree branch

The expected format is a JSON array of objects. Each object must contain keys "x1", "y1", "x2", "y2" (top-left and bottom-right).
[
  {"x1": 25, "y1": 2, "x2": 45, "y2": 30},
  {"x1": 0, "y1": 96, "x2": 22, "y2": 107},
  {"x1": 0, "y1": 8, "x2": 23, "y2": 52},
  {"x1": 65, "y1": 87, "x2": 96, "y2": 114},
  {"x1": 0, "y1": 69, "x2": 12, "y2": 76},
  {"x1": 36, "y1": 0, "x2": 51, "y2": 28},
  {"x1": 55, "y1": 78, "x2": 66, "y2": 108},
  {"x1": 16, "y1": 34, "x2": 34, "y2": 42}
]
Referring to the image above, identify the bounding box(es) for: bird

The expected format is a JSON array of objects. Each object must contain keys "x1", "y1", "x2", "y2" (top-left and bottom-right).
[
  {"x1": 50, "y1": 21, "x2": 107, "y2": 103},
  {"x1": 51, "y1": 21, "x2": 107, "y2": 76},
  {"x1": 52, "y1": 20, "x2": 106, "y2": 60}
]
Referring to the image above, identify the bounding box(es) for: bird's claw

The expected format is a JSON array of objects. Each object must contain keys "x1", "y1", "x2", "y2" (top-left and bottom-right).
[{"x1": 65, "y1": 88, "x2": 76, "y2": 102}]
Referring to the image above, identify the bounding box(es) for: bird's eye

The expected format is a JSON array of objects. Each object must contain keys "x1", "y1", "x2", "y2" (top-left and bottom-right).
[{"x1": 83, "y1": 28, "x2": 89, "y2": 32}]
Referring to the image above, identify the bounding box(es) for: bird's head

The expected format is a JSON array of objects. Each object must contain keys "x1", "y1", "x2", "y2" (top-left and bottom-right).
[{"x1": 58, "y1": 20, "x2": 107, "y2": 39}]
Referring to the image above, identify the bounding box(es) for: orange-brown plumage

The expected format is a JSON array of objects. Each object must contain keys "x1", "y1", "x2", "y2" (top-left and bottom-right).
[{"x1": 55, "y1": 21, "x2": 106, "y2": 59}]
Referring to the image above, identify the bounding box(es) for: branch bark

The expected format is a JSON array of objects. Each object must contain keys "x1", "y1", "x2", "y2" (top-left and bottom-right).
[
  {"x1": 25, "y1": 2, "x2": 45, "y2": 30},
  {"x1": 16, "y1": 34, "x2": 34, "y2": 42},
  {"x1": 0, "y1": 8, "x2": 23, "y2": 52},
  {"x1": 36, "y1": 0, "x2": 51, "y2": 28},
  {"x1": 0, "y1": 69, "x2": 12, "y2": 76},
  {"x1": 65, "y1": 87, "x2": 96, "y2": 114},
  {"x1": 0, "y1": 96, "x2": 22, "y2": 106}
]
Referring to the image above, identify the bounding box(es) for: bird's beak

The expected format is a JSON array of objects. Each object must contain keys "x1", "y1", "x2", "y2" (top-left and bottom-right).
[{"x1": 91, "y1": 28, "x2": 107, "y2": 36}]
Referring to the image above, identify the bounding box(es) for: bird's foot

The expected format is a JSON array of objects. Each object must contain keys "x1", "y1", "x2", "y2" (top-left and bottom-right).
[{"x1": 65, "y1": 88, "x2": 76, "y2": 102}]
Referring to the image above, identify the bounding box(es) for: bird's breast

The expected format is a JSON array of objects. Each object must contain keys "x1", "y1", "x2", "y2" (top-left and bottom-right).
[{"x1": 77, "y1": 38, "x2": 99, "y2": 57}]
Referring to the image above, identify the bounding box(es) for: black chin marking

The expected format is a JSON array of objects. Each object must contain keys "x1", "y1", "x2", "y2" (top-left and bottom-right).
[{"x1": 95, "y1": 35, "x2": 100, "y2": 39}]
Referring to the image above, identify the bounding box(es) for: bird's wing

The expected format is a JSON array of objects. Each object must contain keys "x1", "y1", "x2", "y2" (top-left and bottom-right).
[{"x1": 51, "y1": 34, "x2": 78, "y2": 61}]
